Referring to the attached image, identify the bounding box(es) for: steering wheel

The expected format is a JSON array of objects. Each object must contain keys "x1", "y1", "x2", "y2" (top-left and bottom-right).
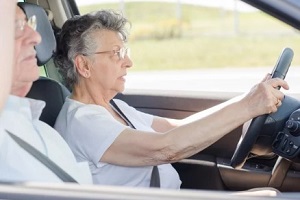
[{"x1": 230, "y1": 48, "x2": 294, "y2": 169}]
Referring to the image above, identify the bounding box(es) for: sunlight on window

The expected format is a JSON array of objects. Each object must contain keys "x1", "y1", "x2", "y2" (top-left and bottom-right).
[{"x1": 75, "y1": 0, "x2": 300, "y2": 93}]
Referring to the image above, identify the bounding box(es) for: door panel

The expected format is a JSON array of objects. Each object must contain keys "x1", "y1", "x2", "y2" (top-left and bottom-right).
[
  {"x1": 116, "y1": 90, "x2": 300, "y2": 191},
  {"x1": 116, "y1": 90, "x2": 243, "y2": 190}
]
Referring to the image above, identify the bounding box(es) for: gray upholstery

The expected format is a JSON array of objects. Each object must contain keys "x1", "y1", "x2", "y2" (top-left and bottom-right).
[
  {"x1": 19, "y1": 2, "x2": 70, "y2": 127},
  {"x1": 18, "y1": 2, "x2": 56, "y2": 66}
]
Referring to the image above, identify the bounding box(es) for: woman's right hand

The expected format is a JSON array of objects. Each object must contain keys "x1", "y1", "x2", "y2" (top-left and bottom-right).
[{"x1": 242, "y1": 77, "x2": 289, "y2": 118}]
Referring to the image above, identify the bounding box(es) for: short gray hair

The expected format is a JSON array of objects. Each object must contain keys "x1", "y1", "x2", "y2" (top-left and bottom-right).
[{"x1": 54, "y1": 10, "x2": 130, "y2": 90}]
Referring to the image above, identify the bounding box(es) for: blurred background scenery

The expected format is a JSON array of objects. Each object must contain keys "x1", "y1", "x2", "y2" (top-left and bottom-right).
[{"x1": 76, "y1": 0, "x2": 300, "y2": 71}]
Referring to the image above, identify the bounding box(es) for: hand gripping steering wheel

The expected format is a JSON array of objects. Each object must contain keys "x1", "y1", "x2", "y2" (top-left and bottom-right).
[{"x1": 230, "y1": 48, "x2": 294, "y2": 169}]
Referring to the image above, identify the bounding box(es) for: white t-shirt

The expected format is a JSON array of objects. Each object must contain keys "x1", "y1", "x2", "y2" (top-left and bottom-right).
[
  {"x1": 0, "y1": 95, "x2": 92, "y2": 184},
  {"x1": 54, "y1": 97, "x2": 181, "y2": 189}
]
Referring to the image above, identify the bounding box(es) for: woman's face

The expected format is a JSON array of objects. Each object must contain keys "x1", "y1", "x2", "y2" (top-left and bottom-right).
[{"x1": 88, "y1": 29, "x2": 132, "y2": 95}]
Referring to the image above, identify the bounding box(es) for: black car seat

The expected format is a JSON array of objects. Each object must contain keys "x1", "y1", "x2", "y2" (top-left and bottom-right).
[
  {"x1": 26, "y1": 77, "x2": 70, "y2": 127},
  {"x1": 18, "y1": 2, "x2": 70, "y2": 127}
]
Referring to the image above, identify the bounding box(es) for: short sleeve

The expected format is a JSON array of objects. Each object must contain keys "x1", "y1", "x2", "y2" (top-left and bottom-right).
[
  {"x1": 67, "y1": 104, "x2": 127, "y2": 167},
  {"x1": 113, "y1": 99, "x2": 154, "y2": 129}
]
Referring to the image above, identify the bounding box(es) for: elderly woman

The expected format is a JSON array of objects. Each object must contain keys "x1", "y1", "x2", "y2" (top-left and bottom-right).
[{"x1": 54, "y1": 10, "x2": 288, "y2": 189}]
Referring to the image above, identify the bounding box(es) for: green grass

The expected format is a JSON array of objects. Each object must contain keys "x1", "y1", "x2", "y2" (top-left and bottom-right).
[{"x1": 79, "y1": 2, "x2": 300, "y2": 71}]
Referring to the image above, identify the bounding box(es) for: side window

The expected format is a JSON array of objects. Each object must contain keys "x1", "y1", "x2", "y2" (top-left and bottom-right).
[
  {"x1": 39, "y1": 66, "x2": 47, "y2": 77},
  {"x1": 75, "y1": 0, "x2": 300, "y2": 93}
]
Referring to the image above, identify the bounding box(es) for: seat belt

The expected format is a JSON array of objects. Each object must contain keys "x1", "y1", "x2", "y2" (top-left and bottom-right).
[
  {"x1": 149, "y1": 164, "x2": 160, "y2": 188},
  {"x1": 6, "y1": 130, "x2": 78, "y2": 183},
  {"x1": 110, "y1": 100, "x2": 160, "y2": 188}
]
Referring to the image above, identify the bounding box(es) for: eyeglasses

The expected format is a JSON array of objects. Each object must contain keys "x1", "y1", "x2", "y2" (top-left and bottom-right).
[
  {"x1": 15, "y1": 15, "x2": 37, "y2": 39},
  {"x1": 92, "y1": 47, "x2": 130, "y2": 60}
]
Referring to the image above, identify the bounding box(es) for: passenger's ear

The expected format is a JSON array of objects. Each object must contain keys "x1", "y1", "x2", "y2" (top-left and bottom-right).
[{"x1": 74, "y1": 55, "x2": 90, "y2": 78}]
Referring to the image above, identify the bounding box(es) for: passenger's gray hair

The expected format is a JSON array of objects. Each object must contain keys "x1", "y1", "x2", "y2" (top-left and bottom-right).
[{"x1": 54, "y1": 10, "x2": 130, "y2": 90}]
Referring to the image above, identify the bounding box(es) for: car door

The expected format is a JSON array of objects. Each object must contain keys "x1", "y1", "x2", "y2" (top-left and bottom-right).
[
  {"x1": 116, "y1": 90, "x2": 243, "y2": 190},
  {"x1": 113, "y1": 0, "x2": 300, "y2": 191},
  {"x1": 38, "y1": 0, "x2": 300, "y2": 192}
]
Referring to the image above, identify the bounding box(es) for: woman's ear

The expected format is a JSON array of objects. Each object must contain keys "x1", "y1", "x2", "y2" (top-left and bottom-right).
[{"x1": 74, "y1": 55, "x2": 91, "y2": 78}]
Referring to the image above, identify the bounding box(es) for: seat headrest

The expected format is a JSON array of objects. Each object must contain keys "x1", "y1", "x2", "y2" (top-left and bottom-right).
[{"x1": 18, "y1": 2, "x2": 56, "y2": 66}]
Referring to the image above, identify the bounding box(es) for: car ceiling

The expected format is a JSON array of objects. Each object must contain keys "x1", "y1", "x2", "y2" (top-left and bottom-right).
[{"x1": 241, "y1": 0, "x2": 300, "y2": 30}]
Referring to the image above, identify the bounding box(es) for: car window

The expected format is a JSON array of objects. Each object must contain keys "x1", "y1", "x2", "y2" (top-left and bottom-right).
[{"x1": 75, "y1": 0, "x2": 300, "y2": 93}]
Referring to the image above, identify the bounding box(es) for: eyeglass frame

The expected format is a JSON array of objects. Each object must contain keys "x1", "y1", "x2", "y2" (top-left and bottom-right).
[
  {"x1": 15, "y1": 15, "x2": 37, "y2": 39},
  {"x1": 84, "y1": 46, "x2": 130, "y2": 60}
]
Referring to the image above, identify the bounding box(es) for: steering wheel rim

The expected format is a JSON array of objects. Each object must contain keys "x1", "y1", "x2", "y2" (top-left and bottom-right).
[
  {"x1": 230, "y1": 114, "x2": 268, "y2": 169},
  {"x1": 230, "y1": 95, "x2": 300, "y2": 169},
  {"x1": 230, "y1": 47, "x2": 293, "y2": 169}
]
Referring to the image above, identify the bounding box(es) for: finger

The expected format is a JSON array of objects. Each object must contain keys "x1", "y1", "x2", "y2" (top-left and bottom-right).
[
  {"x1": 273, "y1": 97, "x2": 281, "y2": 106},
  {"x1": 261, "y1": 73, "x2": 271, "y2": 82},
  {"x1": 270, "y1": 97, "x2": 282, "y2": 115},
  {"x1": 267, "y1": 78, "x2": 289, "y2": 90},
  {"x1": 271, "y1": 90, "x2": 285, "y2": 103},
  {"x1": 276, "y1": 99, "x2": 282, "y2": 107}
]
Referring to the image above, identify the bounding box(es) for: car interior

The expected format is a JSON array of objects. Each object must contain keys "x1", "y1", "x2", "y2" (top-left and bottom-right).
[
  {"x1": 18, "y1": 2, "x2": 70, "y2": 128},
  {"x1": 2, "y1": 0, "x2": 300, "y2": 199}
]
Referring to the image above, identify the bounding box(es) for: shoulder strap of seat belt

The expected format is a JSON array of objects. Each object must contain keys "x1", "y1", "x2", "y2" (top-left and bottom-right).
[
  {"x1": 5, "y1": 130, "x2": 78, "y2": 183},
  {"x1": 110, "y1": 99, "x2": 160, "y2": 188}
]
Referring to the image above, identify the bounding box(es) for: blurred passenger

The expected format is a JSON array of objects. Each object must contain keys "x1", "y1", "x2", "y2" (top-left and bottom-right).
[
  {"x1": 54, "y1": 10, "x2": 288, "y2": 189},
  {"x1": 0, "y1": 5, "x2": 92, "y2": 184},
  {"x1": 0, "y1": 0, "x2": 15, "y2": 110}
]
